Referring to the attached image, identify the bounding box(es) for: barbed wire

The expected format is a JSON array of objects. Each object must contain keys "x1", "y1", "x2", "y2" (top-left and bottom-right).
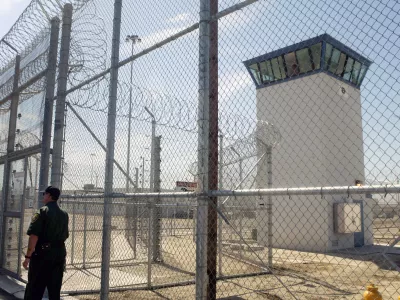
[
  {"x1": 0, "y1": 0, "x2": 106, "y2": 115},
  {"x1": 67, "y1": 2, "x2": 108, "y2": 89},
  {"x1": 0, "y1": 0, "x2": 92, "y2": 71},
  {"x1": 188, "y1": 120, "x2": 281, "y2": 176},
  {"x1": 69, "y1": 78, "x2": 257, "y2": 138}
]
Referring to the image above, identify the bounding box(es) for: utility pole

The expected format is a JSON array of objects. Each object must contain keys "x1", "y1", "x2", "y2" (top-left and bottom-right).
[
  {"x1": 90, "y1": 153, "x2": 95, "y2": 185},
  {"x1": 144, "y1": 106, "x2": 156, "y2": 192},
  {"x1": 125, "y1": 34, "x2": 141, "y2": 193},
  {"x1": 140, "y1": 156, "x2": 145, "y2": 191}
]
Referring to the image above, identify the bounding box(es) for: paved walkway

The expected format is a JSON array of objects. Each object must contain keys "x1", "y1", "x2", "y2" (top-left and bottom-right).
[{"x1": 0, "y1": 289, "x2": 16, "y2": 300}]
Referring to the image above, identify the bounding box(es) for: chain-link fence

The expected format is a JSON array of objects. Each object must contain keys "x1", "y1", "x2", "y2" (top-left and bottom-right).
[{"x1": 0, "y1": 0, "x2": 399, "y2": 299}]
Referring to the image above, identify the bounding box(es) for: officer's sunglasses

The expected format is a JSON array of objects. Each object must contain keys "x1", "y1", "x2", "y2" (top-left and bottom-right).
[{"x1": 42, "y1": 192, "x2": 48, "y2": 196}]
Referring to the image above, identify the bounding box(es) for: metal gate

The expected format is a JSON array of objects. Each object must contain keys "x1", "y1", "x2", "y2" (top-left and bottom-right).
[{"x1": 0, "y1": 145, "x2": 41, "y2": 279}]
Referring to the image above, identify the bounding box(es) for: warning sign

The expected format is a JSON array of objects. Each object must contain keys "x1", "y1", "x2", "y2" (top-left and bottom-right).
[{"x1": 175, "y1": 181, "x2": 198, "y2": 192}]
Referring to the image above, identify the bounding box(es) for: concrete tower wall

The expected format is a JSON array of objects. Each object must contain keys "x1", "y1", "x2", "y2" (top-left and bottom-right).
[{"x1": 256, "y1": 72, "x2": 370, "y2": 252}]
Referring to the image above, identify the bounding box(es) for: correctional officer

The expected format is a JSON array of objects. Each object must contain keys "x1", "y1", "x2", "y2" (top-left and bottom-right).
[{"x1": 23, "y1": 186, "x2": 69, "y2": 300}]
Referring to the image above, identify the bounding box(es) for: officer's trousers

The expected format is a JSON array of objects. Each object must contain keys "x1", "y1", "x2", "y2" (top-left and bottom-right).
[{"x1": 24, "y1": 252, "x2": 65, "y2": 300}]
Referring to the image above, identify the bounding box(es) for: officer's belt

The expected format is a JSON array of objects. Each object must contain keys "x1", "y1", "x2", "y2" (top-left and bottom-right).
[{"x1": 37, "y1": 240, "x2": 65, "y2": 250}]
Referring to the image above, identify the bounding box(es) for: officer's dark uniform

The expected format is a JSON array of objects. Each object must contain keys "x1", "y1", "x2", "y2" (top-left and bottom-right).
[{"x1": 24, "y1": 199, "x2": 69, "y2": 300}]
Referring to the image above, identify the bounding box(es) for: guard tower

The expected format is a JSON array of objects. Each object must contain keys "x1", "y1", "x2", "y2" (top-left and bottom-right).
[{"x1": 244, "y1": 34, "x2": 373, "y2": 252}]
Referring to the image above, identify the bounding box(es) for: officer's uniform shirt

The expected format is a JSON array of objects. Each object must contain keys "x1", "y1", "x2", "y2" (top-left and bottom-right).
[{"x1": 27, "y1": 201, "x2": 69, "y2": 256}]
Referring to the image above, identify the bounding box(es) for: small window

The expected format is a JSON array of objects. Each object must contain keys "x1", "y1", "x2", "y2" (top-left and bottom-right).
[
  {"x1": 343, "y1": 57, "x2": 354, "y2": 81},
  {"x1": 357, "y1": 64, "x2": 368, "y2": 86},
  {"x1": 310, "y1": 43, "x2": 321, "y2": 69},
  {"x1": 328, "y1": 48, "x2": 341, "y2": 74},
  {"x1": 284, "y1": 52, "x2": 298, "y2": 77},
  {"x1": 351, "y1": 61, "x2": 362, "y2": 85},
  {"x1": 271, "y1": 58, "x2": 283, "y2": 80},
  {"x1": 278, "y1": 56, "x2": 287, "y2": 79},
  {"x1": 324, "y1": 43, "x2": 333, "y2": 70},
  {"x1": 249, "y1": 63, "x2": 261, "y2": 85},
  {"x1": 259, "y1": 61, "x2": 274, "y2": 83},
  {"x1": 335, "y1": 53, "x2": 347, "y2": 76},
  {"x1": 296, "y1": 48, "x2": 312, "y2": 74}
]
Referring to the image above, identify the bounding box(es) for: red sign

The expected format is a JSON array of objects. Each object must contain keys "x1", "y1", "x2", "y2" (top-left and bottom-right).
[{"x1": 176, "y1": 181, "x2": 197, "y2": 188}]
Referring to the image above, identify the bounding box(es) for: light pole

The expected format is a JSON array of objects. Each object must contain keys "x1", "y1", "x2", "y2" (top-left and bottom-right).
[
  {"x1": 140, "y1": 156, "x2": 145, "y2": 192},
  {"x1": 144, "y1": 106, "x2": 156, "y2": 192},
  {"x1": 218, "y1": 129, "x2": 224, "y2": 276},
  {"x1": 125, "y1": 34, "x2": 141, "y2": 193},
  {"x1": 90, "y1": 153, "x2": 95, "y2": 185}
]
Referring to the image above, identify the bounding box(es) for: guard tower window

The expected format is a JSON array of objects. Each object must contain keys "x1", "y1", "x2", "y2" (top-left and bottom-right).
[
  {"x1": 324, "y1": 43, "x2": 369, "y2": 86},
  {"x1": 277, "y1": 56, "x2": 287, "y2": 79},
  {"x1": 336, "y1": 53, "x2": 347, "y2": 75},
  {"x1": 310, "y1": 43, "x2": 321, "y2": 69},
  {"x1": 328, "y1": 48, "x2": 341, "y2": 74},
  {"x1": 284, "y1": 52, "x2": 298, "y2": 77},
  {"x1": 296, "y1": 48, "x2": 312, "y2": 74},
  {"x1": 357, "y1": 64, "x2": 368, "y2": 86},
  {"x1": 260, "y1": 60, "x2": 274, "y2": 83},
  {"x1": 343, "y1": 57, "x2": 354, "y2": 81},
  {"x1": 352, "y1": 61, "x2": 362, "y2": 85},
  {"x1": 249, "y1": 63, "x2": 261, "y2": 85},
  {"x1": 271, "y1": 57, "x2": 284, "y2": 80}
]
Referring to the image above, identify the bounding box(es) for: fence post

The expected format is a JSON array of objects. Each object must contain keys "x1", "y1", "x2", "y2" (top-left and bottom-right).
[
  {"x1": 152, "y1": 136, "x2": 161, "y2": 262},
  {"x1": 51, "y1": 4, "x2": 73, "y2": 190},
  {"x1": 193, "y1": 206, "x2": 196, "y2": 242},
  {"x1": 147, "y1": 200, "x2": 152, "y2": 288},
  {"x1": 173, "y1": 206, "x2": 176, "y2": 236},
  {"x1": 196, "y1": 0, "x2": 211, "y2": 297},
  {"x1": 100, "y1": 0, "x2": 122, "y2": 298},
  {"x1": 267, "y1": 145, "x2": 273, "y2": 268},
  {"x1": 83, "y1": 201, "x2": 88, "y2": 269},
  {"x1": 133, "y1": 198, "x2": 137, "y2": 259},
  {"x1": 133, "y1": 167, "x2": 139, "y2": 259},
  {"x1": 149, "y1": 116, "x2": 156, "y2": 192},
  {"x1": 38, "y1": 17, "x2": 60, "y2": 206},
  {"x1": 218, "y1": 133, "x2": 223, "y2": 276},
  {"x1": 71, "y1": 193, "x2": 76, "y2": 265},
  {"x1": 197, "y1": 0, "x2": 219, "y2": 296},
  {"x1": 139, "y1": 205, "x2": 143, "y2": 241}
]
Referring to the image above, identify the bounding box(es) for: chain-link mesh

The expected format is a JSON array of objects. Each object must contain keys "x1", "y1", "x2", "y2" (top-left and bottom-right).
[{"x1": 0, "y1": 0, "x2": 400, "y2": 299}]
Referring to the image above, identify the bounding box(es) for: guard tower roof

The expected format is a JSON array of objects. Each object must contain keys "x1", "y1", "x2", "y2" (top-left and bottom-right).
[{"x1": 243, "y1": 34, "x2": 372, "y2": 89}]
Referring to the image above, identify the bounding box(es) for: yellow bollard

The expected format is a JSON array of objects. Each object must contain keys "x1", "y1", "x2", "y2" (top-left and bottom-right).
[{"x1": 363, "y1": 284, "x2": 382, "y2": 300}]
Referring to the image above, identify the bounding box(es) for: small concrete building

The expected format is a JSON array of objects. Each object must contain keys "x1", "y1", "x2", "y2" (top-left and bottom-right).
[{"x1": 244, "y1": 34, "x2": 374, "y2": 252}]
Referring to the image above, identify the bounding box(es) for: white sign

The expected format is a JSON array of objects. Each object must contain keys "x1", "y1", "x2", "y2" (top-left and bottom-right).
[{"x1": 13, "y1": 171, "x2": 24, "y2": 196}]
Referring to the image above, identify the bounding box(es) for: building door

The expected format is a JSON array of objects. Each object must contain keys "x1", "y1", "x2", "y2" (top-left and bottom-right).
[{"x1": 354, "y1": 200, "x2": 364, "y2": 247}]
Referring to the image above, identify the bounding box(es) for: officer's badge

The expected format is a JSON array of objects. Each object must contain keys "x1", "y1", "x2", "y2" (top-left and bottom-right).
[{"x1": 31, "y1": 213, "x2": 39, "y2": 223}]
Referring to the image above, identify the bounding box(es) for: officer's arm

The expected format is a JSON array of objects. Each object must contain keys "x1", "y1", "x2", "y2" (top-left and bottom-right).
[
  {"x1": 26, "y1": 211, "x2": 45, "y2": 255},
  {"x1": 26, "y1": 235, "x2": 38, "y2": 257}
]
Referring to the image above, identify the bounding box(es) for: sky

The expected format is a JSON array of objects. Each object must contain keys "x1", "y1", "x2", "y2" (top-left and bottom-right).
[
  {"x1": 0, "y1": 0, "x2": 399, "y2": 193},
  {"x1": 0, "y1": 0, "x2": 31, "y2": 38}
]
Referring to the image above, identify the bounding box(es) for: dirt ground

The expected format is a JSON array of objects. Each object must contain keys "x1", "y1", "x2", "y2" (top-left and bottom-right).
[
  {"x1": 73, "y1": 233, "x2": 400, "y2": 300},
  {"x1": 13, "y1": 212, "x2": 399, "y2": 299}
]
